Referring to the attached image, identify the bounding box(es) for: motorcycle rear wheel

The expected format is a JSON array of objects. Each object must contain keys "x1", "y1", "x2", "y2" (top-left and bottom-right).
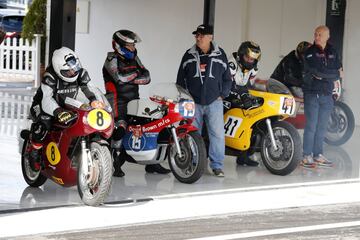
[
  {"x1": 77, "y1": 142, "x2": 112, "y2": 206},
  {"x1": 21, "y1": 137, "x2": 47, "y2": 187},
  {"x1": 168, "y1": 131, "x2": 206, "y2": 184},
  {"x1": 324, "y1": 101, "x2": 355, "y2": 146},
  {"x1": 260, "y1": 121, "x2": 302, "y2": 176}
]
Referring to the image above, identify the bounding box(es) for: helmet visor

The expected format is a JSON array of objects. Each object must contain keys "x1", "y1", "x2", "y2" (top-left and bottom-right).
[{"x1": 60, "y1": 56, "x2": 81, "y2": 78}]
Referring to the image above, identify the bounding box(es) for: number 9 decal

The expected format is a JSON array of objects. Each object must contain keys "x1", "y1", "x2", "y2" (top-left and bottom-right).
[
  {"x1": 46, "y1": 142, "x2": 61, "y2": 165},
  {"x1": 87, "y1": 109, "x2": 112, "y2": 130}
]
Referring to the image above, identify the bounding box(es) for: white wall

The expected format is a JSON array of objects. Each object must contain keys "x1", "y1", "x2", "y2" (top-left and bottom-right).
[{"x1": 75, "y1": 0, "x2": 203, "y2": 95}]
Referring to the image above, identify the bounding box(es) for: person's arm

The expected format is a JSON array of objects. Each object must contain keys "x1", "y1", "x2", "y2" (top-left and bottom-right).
[
  {"x1": 176, "y1": 53, "x2": 187, "y2": 89},
  {"x1": 78, "y1": 69, "x2": 97, "y2": 102},
  {"x1": 282, "y1": 60, "x2": 303, "y2": 87},
  {"x1": 133, "y1": 57, "x2": 151, "y2": 85},
  {"x1": 41, "y1": 81, "x2": 60, "y2": 117},
  {"x1": 304, "y1": 49, "x2": 341, "y2": 80},
  {"x1": 220, "y1": 53, "x2": 232, "y2": 99},
  {"x1": 104, "y1": 54, "x2": 139, "y2": 84}
]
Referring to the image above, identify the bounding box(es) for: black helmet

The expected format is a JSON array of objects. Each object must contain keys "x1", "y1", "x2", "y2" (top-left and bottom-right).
[
  {"x1": 236, "y1": 41, "x2": 261, "y2": 70},
  {"x1": 296, "y1": 41, "x2": 311, "y2": 59},
  {"x1": 112, "y1": 30, "x2": 141, "y2": 59}
]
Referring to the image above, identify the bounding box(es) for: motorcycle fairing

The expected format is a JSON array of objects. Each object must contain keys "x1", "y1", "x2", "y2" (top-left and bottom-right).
[{"x1": 123, "y1": 131, "x2": 159, "y2": 161}]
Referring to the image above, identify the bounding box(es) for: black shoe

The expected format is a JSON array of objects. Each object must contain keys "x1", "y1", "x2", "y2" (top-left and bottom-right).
[
  {"x1": 145, "y1": 164, "x2": 171, "y2": 174},
  {"x1": 29, "y1": 149, "x2": 41, "y2": 171},
  {"x1": 212, "y1": 168, "x2": 225, "y2": 177},
  {"x1": 236, "y1": 156, "x2": 259, "y2": 166},
  {"x1": 113, "y1": 168, "x2": 125, "y2": 177}
]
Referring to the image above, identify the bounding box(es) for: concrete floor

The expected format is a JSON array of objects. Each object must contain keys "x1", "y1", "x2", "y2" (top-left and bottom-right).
[{"x1": 0, "y1": 127, "x2": 359, "y2": 213}]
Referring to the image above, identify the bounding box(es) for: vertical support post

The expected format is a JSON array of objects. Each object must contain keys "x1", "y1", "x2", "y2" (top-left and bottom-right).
[
  {"x1": 34, "y1": 34, "x2": 42, "y2": 88},
  {"x1": 203, "y1": 0, "x2": 216, "y2": 28},
  {"x1": 326, "y1": 0, "x2": 346, "y2": 60}
]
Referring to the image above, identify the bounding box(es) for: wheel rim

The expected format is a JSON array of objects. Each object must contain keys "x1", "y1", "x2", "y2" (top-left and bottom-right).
[
  {"x1": 23, "y1": 141, "x2": 41, "y2": 181},
  {"x1": 169, "y1": 134, "x2": 200, "y2": 178},
  {"x1": 263, "y1": 127, "x2": 295, "y2": 170},
  {"x1": 326, "y1": 108, "x2": 348, "y2": 141},
  {"x1": 79, "y1": 148, "x2": 102, "y2": 198}
]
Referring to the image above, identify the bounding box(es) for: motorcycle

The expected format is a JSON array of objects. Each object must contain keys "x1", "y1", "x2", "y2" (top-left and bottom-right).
[
  {"x1": 285, "y1": 86, "x2": 355, "y2": 146},
  {"x1": 223, "y1": 79, "x2": 302, "y2": 176},
  {"x1": 110, "y1": 83, "x2": 206, "y2": 184},
  {"x1": 20, "y1": 87, "x2": 114, "y2": 206}
]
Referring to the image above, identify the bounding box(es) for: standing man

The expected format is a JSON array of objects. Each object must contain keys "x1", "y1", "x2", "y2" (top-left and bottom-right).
[
  {"x1": 176, "y1": 24, "x2": 232, "y2": 177},
  {"x1": 301, "y1": 25, "x2": 343, "y2": 168}
]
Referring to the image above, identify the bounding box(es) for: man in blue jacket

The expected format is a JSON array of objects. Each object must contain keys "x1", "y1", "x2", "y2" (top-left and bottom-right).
[
  {"x1": 176, "y1": 24, "x2": 232, "y2": 177},
  {"x1": 301, "y1": 25, "x2": 343, "y2": 168}
]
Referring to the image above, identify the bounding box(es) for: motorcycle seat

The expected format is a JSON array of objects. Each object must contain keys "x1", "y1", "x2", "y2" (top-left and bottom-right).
[{"x1": 127, "y1": 99, "x2": 162, "y2": 119}]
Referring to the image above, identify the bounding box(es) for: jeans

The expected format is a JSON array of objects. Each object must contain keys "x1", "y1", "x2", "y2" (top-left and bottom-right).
[
  {"x1": 303, "y1": 93, "x2": 334, "y2": 157},
  {"x1": 193, "y1": 99, "x2": 225, "y2": 170}
]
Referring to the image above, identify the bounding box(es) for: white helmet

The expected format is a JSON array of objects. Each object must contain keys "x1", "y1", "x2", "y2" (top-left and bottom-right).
[{"x1": 52, "y1": 47, "x2": 82, "y2": 83}]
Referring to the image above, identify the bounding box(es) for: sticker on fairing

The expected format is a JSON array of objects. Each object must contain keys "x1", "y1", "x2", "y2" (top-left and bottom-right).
[
  {"x1": 224, "y1": 115, "x2": 243, "y2": 138},
  {"x1": 123, "y1": 132, "x2": 158, "y2": 152},
  {"x1": 87, "y1": 109, "x2": 112, "y2": 130},
  {"x1": 46, "y1": 142, "x2": 61, "y2": 165},
  {"x1": 179, "y1": 101, "x2": 195, "y2": 118},
  {"x1": 279, "y1": 97, "x2": 296, "y2": 115}
]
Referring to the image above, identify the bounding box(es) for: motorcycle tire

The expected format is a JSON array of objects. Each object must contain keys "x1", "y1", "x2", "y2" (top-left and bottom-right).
[
  {"x1": 168, "y1": 131, "x2": 206, "y2": 184},
  {"x1": 21, "y1": 136, "x2": 47, "y2": 187},
  {"x1": 77, "y1": 142, "x2": 112, "y2": 206},
  {"x1": 324, "y1": 101, "x2": 355, "y2": 146},
  {"x1": 260, "y1": 121, "x2": 302, "y2": 176}
]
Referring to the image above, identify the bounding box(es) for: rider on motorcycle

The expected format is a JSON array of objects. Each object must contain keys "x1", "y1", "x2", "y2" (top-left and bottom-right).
[
  {"x1": 225, "y1": 41, "x2": 262, "y2": 166},
  {"x1": 103, "y1": 29, "x2": 170, "y2": 177},
  {"x1": 28, "y1": 47, "x2": 98, "y2": 171}
]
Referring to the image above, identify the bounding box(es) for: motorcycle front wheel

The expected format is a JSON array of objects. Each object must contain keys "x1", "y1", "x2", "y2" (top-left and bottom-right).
[
  {"x1": 77, "y1": 142, "x2": 112, "y2": 206},
  {"x1": 21, "y1": 136, "x2": 47, "y2": 187},
  {"x1": 168, "y1": 131, "x2": 206, "y2": 184},
  {"x1": 260, "y1": 121, "x2": 302, "y2": 176},
  {"x1": 324, "y1": 101, "x2": 355, "y2": 146}
]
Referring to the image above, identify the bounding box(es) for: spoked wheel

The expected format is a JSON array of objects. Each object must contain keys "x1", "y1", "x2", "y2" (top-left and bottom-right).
[
  {"x1": 21, "y1": 136, "x2": 47, "y2": 187},
  {"x1": 325, "y1": 101, "x2": 355, "y2": 146},
  {"x1": 168, "y1": 131, "x2": 206, "y2": 184},
  {"x1": 77, "y1": 142, "x2": 112, "y2": 206},
  {"x1": 261, "y1": 121, "x2": 302, "y2": 176}
]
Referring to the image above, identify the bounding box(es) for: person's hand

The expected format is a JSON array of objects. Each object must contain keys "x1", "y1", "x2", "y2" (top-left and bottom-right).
[
  {"x1": 312, "y1": 74, "x2": 322, "y2": 80},
  {"x1": 90, "y1": 100, "x2": 105, "y2": 109},
  {"x1": 54, "y1": 109, "x2": 76, "y2": 124}
]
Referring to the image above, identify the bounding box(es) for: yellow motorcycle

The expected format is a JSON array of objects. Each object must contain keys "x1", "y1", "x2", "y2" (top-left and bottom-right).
[{"x1": 223, "y1": 79, "x2": 302, "y2": 176}]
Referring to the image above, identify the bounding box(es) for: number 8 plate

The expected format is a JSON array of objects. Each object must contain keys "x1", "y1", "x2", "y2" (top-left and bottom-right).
[{"x1": 87, "y1": 109, "x2": 112, "y2": 130}]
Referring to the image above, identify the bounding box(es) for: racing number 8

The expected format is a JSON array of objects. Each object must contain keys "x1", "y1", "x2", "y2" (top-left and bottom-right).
[
  {"x1": 96, "y1": 111, "x2": 104, "y2": 127},
  {"x1": 51, "y1": 146, "x2": 55, "y2": 161}
]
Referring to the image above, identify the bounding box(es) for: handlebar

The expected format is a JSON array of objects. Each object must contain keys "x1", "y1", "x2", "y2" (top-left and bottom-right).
[{"x1": 144, "y1": 105, "x2": 168, "y2": 116}]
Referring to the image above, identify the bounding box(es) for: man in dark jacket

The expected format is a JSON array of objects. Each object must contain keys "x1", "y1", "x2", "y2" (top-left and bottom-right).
[
  {"x1": 176, "y1": 24, "x2": 232, "y2": 177},
  {"x1": 301, "y1": 25, "x2": 342, "y2": 168}
]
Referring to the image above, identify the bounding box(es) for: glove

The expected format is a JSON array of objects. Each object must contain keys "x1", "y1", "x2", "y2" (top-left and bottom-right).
[
  {"x1": 240, "y1": 93, "x2": 254, "y2": 109},
  {"x1": 54, "y1": 108, "x2": 76, "y2": 124}
]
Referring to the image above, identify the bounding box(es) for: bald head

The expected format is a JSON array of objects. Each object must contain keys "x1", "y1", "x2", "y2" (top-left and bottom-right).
[{"x1": 314, "y1": 25, "x2": 330, "y2": 49}]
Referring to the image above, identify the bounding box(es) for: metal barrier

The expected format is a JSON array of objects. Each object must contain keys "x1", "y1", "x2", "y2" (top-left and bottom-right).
[
  {"x1": 0, "y1": 91, "x2": 32, "y2": 137},
  {"x1": 0, "y1": 35, "x2": 41, "y2": 87}
]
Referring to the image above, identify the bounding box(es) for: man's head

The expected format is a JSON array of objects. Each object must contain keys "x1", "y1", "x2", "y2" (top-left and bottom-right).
[
  {"x1": 112, "y1": 29, "x2": 141, "y2": 59},
  {"x1": 192, "y1": 24, "x2": 213, "y2": 52},
  {"x1": 236, "y1": 41, "x2": 261, "y2": 70},
  {"x1": 314, "y1": 25, "x2": 330, "y2": 49}
]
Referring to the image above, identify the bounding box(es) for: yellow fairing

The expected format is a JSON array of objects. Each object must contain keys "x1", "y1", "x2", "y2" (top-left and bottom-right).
[
  {"x1": 87, "y1": 109, "x2": 112, "y2": 130},
  {"x1": 224, "y1": 90, "x2": 295, "y2": 151}
]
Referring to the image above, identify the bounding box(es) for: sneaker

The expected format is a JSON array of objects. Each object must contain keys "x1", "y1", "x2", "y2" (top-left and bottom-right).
[
  {"x1": 314, "y1": 154, "x2": 333, "y2": 167},
  {"x1": 300, "y1": 155, "x2": 316, "y2": 169},
  {"x1": 212, "y1": 169, "x2": 225, "y2": 177}
]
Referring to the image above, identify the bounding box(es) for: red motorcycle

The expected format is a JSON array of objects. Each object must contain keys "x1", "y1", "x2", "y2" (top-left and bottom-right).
[
  {"x1": 111, "y1": 83, "x2": 207, "y2": 184},
  {"x1": 20, "y1": 87, "x2": 114, "y2": 206}
]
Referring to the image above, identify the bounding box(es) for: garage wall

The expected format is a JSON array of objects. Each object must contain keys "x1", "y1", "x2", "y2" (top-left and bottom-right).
[{"x1": 75, "y1": 0, "x2": 203, "y2": 95}]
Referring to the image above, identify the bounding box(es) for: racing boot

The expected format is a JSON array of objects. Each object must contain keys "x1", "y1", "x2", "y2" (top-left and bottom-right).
[
  {"x1": 145, "y1": 164, "x2": 171, "y2": 174},
  {"x1": 112, "y1": 148, "x2": 125, "y2": 177},
  {"x1": 236, "y1": 152, "x2": 259, "y2": 167}
]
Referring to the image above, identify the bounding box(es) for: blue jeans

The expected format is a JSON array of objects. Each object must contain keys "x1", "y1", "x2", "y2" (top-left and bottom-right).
[
  {"x1": 193, "y1": 99, "x2": 225, "y2": 170},
  {"x1": 303, "y1": 93, "x2": 334, "y2": 157}
]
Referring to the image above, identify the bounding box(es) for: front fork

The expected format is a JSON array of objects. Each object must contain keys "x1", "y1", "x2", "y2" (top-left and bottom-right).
[
  {"x1": 170, "y1": 125, "x2": 183, "y2": 158},
  {"x1": 80, "y1": 137, "x2": 93, "y2": 184},
  {"x1": 265, "y1": 118, "x2": 278, "y2": 150}
]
